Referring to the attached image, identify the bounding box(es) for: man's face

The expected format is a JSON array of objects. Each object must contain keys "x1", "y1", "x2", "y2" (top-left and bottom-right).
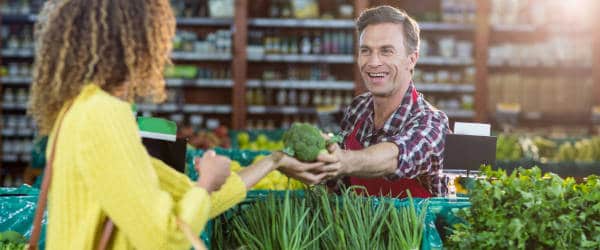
[{"x1": 358, "y1": 23, "x2": 417, "y2": 97}]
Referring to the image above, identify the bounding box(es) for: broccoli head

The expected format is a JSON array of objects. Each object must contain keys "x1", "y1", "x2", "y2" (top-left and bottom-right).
[{"x1": 282, "y1": 123, "x2": 342, "y2": 162}]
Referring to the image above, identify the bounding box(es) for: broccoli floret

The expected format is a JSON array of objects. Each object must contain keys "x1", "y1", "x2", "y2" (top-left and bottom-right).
[
  {"x1": 283, "y1": 123, "x2": 339, "y2": 162},
  {"x1": 283, "y1": 123, "x2": 326, "y2": 162}
]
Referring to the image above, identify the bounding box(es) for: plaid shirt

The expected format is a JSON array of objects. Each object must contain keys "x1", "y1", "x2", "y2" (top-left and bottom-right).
[{"x1": 340, "y1": 84, "x2": 450, "y2": 196}]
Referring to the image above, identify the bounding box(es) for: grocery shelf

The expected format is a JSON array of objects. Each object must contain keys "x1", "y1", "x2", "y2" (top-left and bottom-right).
[
  {"x1": 2, "y1": 14, "x2": 235, "y2": 26},
  {"x1": 1, "y1": 49, "x2": 34, "y2": 58},
  {"x1": 1, "y1": 103, "x2": 27, "y2": 111},
  {"x1": 492, "y1": 24, "x2": 537, "y2": 33},
  {"x1": 2, "y1": 155, "x2": 21, "y2": 163},
  {"x1": 487, "y1": 63, "x2": 593, "y2": 70},
  {"x1": 165, "y1": 78, "x2": 233, "y2": 88},
  {"x1": 445, "y1": 109, "x2": 475, "y2": 119},
  {"x1": 136, "y1": 103, "x2": 239, "y2": 115},
  {"x1": 415, "y1": 83, "x2": 475, "y2": 93},
  {"x1": 176, "y1": 17, "x2": 233, "y2": 26},
  {"x1": 0, "y1": 76, "x2": 32, "y2": 85},
  {"x1": 2, "y1": 129, "x2": 35, "y2": 137},
  {"x1": 136, "y1": 103, "x2": 180, "y2": 113},
  {"x1": 418, "y1": 56, "x2": 473, "y2": 66},
  {"x1": 247, "y1": 105, "x2": 318, "y2": 115},
  {"x1": 248, "y1": 54, "x2": 354, "y2": 63},
  {"x1": 419, "y1": 22, "x2": 474, "y2": 31},
  {"x1": 246, "y1": 79, "x2": 354, "y2": 90},
  {"x1": 171, "y1": 51, "x2": 231, "y2": 61},
  {"x1": 182, "y1": 104, "x2": 232, "y2": 114},
  {"x1": 1, "y1": 14, "x2": 37, "y2": 23},
  {"x1": 248, "y1": 18, "x2": 354, "y2": 28},
  {"x1": 491, "y1": 24, "x2": 591, "y2": 34}
]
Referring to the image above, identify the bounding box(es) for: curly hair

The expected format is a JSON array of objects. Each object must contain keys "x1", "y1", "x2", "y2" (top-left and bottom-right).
[{"x1": 28, "y1": 0, "x2": 175, "y2": 134}]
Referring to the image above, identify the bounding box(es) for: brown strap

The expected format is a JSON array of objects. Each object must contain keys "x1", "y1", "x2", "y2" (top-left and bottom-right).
[
  {"x1": 28, "y1": 104, "x2": 114, "y2": 250},
  {"x1": 96, "y1": 220, "x2": 115, "y2": 250}
]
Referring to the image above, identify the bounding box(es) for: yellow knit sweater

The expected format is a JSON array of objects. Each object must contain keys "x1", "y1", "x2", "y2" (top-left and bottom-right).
[{"x1": 45, "y1": 84, "x2": 246, "y2": 250}]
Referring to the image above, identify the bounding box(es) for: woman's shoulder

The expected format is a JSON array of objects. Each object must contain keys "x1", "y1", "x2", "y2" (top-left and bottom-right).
[{"x1": 73, "y1": 84, "x2": 131, "y2": 115}]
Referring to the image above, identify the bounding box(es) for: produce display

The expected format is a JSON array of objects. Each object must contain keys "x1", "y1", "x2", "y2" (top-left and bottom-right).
[
  {"x1": 555, "y1": 137, "x2": 600, "y2": 163},
  {"x1": 237, "y1": 132, "x2": 284, "y2": 151},
  {"x1": 495, "y1": 134, "x2": 523, "y2": 161},
  {"x1": 448, "y1": 166, "x2": 600, "y2": 249},
  {"x1": 0, "y1": 231, "x2": 27, "y2": 250},
  {"x1": 231, "y1": 156, "x2": 305, "y2": 191},
  {"x1": 211, "y1": 187, "x2": 429, "y2": 250}
]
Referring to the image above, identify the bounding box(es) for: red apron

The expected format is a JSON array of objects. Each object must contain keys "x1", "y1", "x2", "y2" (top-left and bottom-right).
[{"x1": 345, "y1": 88, "x2": 432, "y2": 198}]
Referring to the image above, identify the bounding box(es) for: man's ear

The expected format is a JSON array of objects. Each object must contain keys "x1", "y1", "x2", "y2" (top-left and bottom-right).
[{"x1": 408, "y1": 51, "x2": 419, "y2": 70}]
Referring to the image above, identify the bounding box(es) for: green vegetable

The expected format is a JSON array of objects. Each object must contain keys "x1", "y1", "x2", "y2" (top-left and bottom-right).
[
  {"x1": 212, "y1": 186, "x2": 429, "y2": 250},
  {"x1": 282, "y1": 123, "x2": 327, "y2": 162},
  {"x1": 448, "y1": 166, "x2": 600, "y2": 249},
  {"x1": 496, "y1": 134, "x2": 523, "y2": 161},
  {"x1": 0, "y1": 231, "x2": 27, "y2": 250}
]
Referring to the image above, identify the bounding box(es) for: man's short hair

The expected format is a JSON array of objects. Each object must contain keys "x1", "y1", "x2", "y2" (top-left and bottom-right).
[{"x1": 356, "y1": 5, "x2": 420, "y2": 55}]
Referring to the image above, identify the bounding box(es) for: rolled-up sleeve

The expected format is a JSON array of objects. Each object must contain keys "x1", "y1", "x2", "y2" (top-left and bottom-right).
[{"x1": 385, "y1": 111, "x2": 449, "y2": 180}]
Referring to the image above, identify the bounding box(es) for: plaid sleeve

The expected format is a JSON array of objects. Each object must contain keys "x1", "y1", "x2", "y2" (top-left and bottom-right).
[{"x1": 385, "y1": 111, "x2": 449, "y2": 180}]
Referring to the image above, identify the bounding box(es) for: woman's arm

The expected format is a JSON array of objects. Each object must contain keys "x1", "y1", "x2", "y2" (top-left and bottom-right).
[{"x1": 76, "y1": 104, "x2": 210, "y2": 250}]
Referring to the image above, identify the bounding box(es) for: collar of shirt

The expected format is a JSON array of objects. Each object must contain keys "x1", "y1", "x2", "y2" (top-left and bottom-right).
[{"x1": 359, "y1": 83, "x2": 417, "y2": 146}]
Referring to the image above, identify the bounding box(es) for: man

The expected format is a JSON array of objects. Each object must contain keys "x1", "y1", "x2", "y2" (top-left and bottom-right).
[{"x1": 279, "y1": 5, "x2": 450, "y2": 197}]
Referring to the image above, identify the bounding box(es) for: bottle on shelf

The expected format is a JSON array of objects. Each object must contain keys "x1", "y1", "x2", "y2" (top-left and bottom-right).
[{"x1": 300, "y1": 32, "x2": 312, "y2": 55}]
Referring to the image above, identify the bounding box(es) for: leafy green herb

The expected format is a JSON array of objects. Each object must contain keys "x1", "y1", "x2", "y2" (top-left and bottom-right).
[{"x1": 448, "y1": 166, "x2": 600, "y2": 249}]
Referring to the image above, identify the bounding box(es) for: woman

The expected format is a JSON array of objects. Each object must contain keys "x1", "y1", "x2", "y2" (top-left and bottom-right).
[{"x1": 28, "y1": 0, "x2": 310, "y2": 249}]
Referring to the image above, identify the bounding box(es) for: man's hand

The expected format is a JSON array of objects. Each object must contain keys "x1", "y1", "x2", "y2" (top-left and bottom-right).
[
  {"x1": 277, "y1": 154, "x2": 328, "y2": 185},
  {"x1": 316, "y1": 143, "x2": 348, "y2": 180}
]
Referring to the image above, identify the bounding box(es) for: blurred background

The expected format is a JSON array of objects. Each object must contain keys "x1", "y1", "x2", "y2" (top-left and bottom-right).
[{"x1": 0, "y1": 0, "x2": 599, "y2": 186}]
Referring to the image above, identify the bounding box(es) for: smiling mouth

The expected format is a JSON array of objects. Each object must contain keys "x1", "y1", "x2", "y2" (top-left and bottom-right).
[{"x1": 367, "y1": 72, "x2": 389, "y2": 79}]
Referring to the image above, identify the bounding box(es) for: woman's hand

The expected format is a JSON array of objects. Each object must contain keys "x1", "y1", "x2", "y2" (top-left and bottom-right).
[{"x1": 195, "y1": 150, "x2": 231, "y2": 193}]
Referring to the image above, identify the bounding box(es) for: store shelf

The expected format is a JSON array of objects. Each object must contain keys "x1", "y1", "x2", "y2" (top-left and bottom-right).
[
  {"x1": 182, "y1": 104, "x2": 232, "y2": 114},
  {"x1": 248, "y1": 54, "x2": 354, "y2": 63},
  {"x1": 2, "y1": 155, "x2": 20, "y2": 163},
  {"x1": 2, "y1": 129, "x2": 35, "y2": 137},
  {"x1": 171, "y1": 52, "x2": 231, "y2": 61},
  {"x1": 247, "y1": 105, "x2": 319, "y2": 115},
  {"x1": 1, "y1": 14, "x2": 37, "y2": 23},
  {"x1": 487, "y1": 63, "x2": 593, "y2": 71},
  {"x1": 1, "y1": 49, "x2": 34, "y2": 58},
  {"x1": 492, "y1": 24, "x2": 591, "y2": 34},
  {"x1": 415, "y1": 83, "x2": 475, "y2": 93},
  {"x1": 165, "y1": 78, "x2": 233, "y2": 88},
  {"x1": 246, "y1": 79, "x2": 354, "y2": 90},
  {"x1": 492, "y1": 24, "x2": 537, "y2": 33},
  {"x1": 0, "y1": 76, "x2": 32, "y2": 85},
  {"x1": 419, "y1": 22, "x2": 474, "y2": 31},
  {"x1": 1, "y1": 103, "x2": 27, "y2": 111},
  {"x1": 136, "y1": 103, "x2": 181, "y2": 113},
  {"x1": 445, "y1": 109, "x2": 475, "y2": 119},
  {"x1": 176, "y1": 17, "x2": 233, "y2": 26},
  {"x1": 248, "y1": 18, "x2": 354, "y2": 28},
  {"x1": 418, "y1": 56, "x2": 473, "y2": 66}
]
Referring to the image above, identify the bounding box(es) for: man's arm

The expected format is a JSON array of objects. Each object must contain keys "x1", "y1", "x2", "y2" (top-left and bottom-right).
[
  {"x1": 318, "y1": 142, "x2": 398, "y2": 178},
  {"x1": 319, "y1": 112, "x2": 449, "y2": 180}
]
